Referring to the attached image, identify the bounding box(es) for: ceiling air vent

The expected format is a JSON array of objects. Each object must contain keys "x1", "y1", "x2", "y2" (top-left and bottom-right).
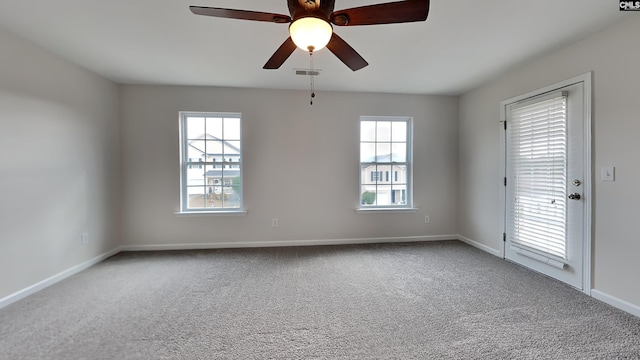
[{"x1": 294, "y1": 69, "x2": 321, "y2": 76}]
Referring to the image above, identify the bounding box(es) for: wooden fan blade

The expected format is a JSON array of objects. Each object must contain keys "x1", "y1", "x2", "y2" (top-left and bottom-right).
[
  {"x1": 330, "y1": 0, "x2": 429, "y2": 26},
  {"x1": 326, "y1": 33, "x2": 368, "y2": 71},
  {"x1": 263, "y1": 37, "x2": 298, "y2": 69},
  {"x1": 190, "y1": 6, "x2": 291, "y2": 23}
]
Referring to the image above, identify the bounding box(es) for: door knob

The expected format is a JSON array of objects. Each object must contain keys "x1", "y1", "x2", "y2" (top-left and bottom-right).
[{"x1": 568, "y1": 193, "x2": 581, "y2": 200}]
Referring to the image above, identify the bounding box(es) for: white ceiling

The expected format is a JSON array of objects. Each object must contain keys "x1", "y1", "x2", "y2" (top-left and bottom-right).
[{"x1": 0, "y1": 1, "x2": 631, "y2": 95}]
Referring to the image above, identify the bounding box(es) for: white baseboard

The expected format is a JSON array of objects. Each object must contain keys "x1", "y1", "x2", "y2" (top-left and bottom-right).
[
  {"x1": 457, "y1": 235, "x2": 502, "y2": 257},
  {"x1": 120, "y1": 234, "x2": 460, "y2": 251},
  {"x1": 591, "y1": 289, "x2": 640, "y2": 318},
  {"x1": 0, "y1": 247, "x2": 122, "y2": 310}
]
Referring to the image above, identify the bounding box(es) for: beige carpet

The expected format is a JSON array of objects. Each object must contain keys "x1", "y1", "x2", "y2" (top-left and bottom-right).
[{"x1": 1, "y1": 241, "x2": 639, "y2": 359}]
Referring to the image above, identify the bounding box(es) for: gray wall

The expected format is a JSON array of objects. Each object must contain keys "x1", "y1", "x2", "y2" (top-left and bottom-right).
[
  {"x1": 0, "y1": 28, "x2": 121, "y2": 301},
  {"x1": 120, "y1": 86, "x2": 459, "y2": 247},
  {"x1": 458, "y1": 17, "x2": 640, "y2": 308}
]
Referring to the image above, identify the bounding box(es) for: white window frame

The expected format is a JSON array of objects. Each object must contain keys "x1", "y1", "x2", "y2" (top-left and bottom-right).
[
  {"x1": 177, "y1": 111, "x2": 246, "y2": 215},
  {"x1": 357, "y1": 116, "x2": 415, "y2": 212}
]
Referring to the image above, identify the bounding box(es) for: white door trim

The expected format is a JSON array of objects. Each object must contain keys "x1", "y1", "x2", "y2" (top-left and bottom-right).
[{"x1": 499, "y1": 72, "x2": 592, "y2": 295}]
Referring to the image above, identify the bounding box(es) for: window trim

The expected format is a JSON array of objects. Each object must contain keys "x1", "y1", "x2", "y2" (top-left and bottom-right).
[
  {"x1": 177, "y1": 111, "x2": 245, "y2": 215},
  {"x1": 358, "y1": 116, "x2": 414, "y2": 211}
]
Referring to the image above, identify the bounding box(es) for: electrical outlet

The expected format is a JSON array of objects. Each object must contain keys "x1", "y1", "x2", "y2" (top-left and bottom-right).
[
  {"x1": 272, "y1": 219, "x2": 278, "y2": 227},
  {"x1": 424, "y1": 216, "x2": 430, "y2": 224},
  {"x1": 81, "y1": 232, "x2": 89, "y2": 245}
]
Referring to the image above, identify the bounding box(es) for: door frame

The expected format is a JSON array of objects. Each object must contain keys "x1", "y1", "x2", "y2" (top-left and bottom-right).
[{"x1": 499, "y1": 72, "x2": 592, "y2": 295}]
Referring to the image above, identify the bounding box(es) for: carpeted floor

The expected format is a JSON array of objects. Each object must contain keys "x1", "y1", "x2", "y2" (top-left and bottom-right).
[{"x1": 1, "y1": 240, "x2": 639, "y2": 359}]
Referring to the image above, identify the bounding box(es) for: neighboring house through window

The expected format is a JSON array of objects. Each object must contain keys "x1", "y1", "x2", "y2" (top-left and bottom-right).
[
  {"x1": 359, "y1": 116, "x2": 412, "y2": 208},
  {"x1": 179, "y1": 112, "x2": 243, "y2": 212}
]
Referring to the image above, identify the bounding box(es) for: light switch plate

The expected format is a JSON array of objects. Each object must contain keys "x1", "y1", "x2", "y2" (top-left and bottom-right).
[{"x1": 602, "y1": 166, "x2": 615, "y2": 181}]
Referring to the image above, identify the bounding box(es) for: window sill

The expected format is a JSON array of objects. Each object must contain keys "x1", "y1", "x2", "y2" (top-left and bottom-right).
[
  {"x1": 355, "y1": 207, "x2": 418, "y2": 214},
  {"x1": 175, "y1": 210, "x2": 248, "y2": 217}
]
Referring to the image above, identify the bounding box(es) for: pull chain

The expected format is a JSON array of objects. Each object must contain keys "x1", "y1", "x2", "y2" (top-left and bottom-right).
[{"x1": 309, "y1": 50, "x2": 315, "y2": 105}]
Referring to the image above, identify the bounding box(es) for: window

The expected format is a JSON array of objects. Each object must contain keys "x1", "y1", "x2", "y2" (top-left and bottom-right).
[
  {"x1": 180, "y1": 112, "x2": 243, "y2": 212},
  {"x1": 359, "y1": 116, "x2": 412, "y2": 208},
  {"x1": 370, "y1": 171, "x2": 382, "y2": 182}
]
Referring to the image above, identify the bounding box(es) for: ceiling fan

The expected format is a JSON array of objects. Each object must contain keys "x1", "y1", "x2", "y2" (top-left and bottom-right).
[{"x1": 190, "y1": 0, "x2": 430, "y2": 71}]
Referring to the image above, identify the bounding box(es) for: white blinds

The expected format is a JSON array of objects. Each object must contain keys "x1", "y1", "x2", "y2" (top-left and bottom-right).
[{"x1": 507, "y1": 93, "x2": 568, "y2": 259}]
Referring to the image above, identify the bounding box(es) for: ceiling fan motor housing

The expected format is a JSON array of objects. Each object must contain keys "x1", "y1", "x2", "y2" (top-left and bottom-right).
[{"x1": 288, "y1": 0, "x2": 335, "y2": 22}]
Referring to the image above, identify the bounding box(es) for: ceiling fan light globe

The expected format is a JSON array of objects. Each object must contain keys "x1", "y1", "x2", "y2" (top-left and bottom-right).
[{"x1": 289, "y1": 17, "x2": 333, "y2": 52}]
